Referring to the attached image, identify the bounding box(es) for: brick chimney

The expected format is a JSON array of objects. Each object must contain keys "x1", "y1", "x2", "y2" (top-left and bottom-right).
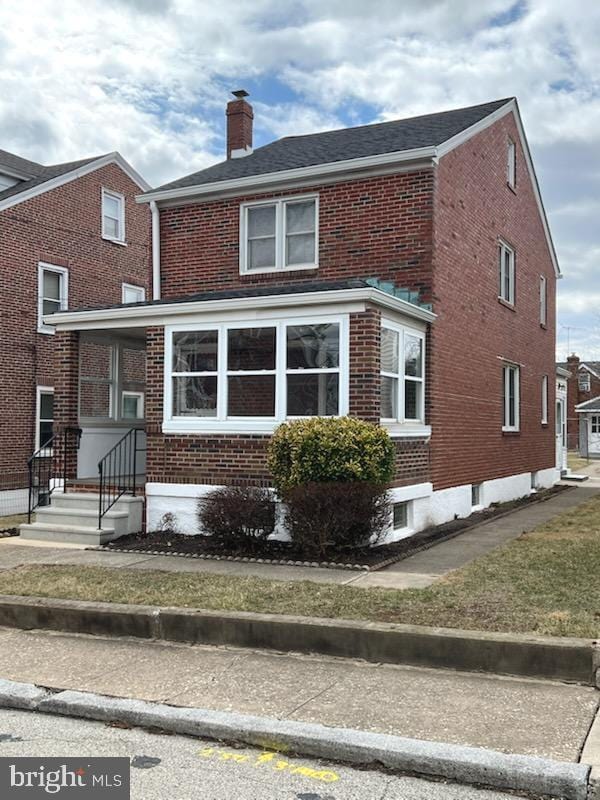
[
  {"x1": 566, "y1": 353, "x2": 580, "y2": 449},
  {"x1": 226, "y1": 90, "x2": 253, "y2": 159}
]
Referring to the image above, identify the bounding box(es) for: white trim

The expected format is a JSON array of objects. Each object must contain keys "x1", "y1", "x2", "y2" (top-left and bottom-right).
[
  {"x1": 541, "y1": 374, "x2": 548, "y2": 425},
  {"x1": 380, "y1": 319, "x2": 426, "y2": 425},
  {"x1": 540, "y1": 275, "x2": 547, "y2": 326},
  {"x1": 35, "y1": 385, "x2": 54, "y2": 452},
  {"x1": 556, "y1": 366, "x2": 571, "y2": 379},
  {"x1": 502, "y1": 362, "x2": 520, "y2": 432},
  {"x1": 38, "y1": 262, "x2": 69, "y2": 334},
  {"x1": 0, "y1": 152, "x2": 150, "y2": 213},
  {"x1": 164, "y1": 313, "x2": 349, "y2": 435},
  {"x1": 150, "y1": 200, "x2": 161, "y2": 301},
  {"x1": 575, "y1": 397, "x2": 600, "y2": 411},
  {"x1": 498, "y1": 239, "x2": 515, "y2": 305},
  {"x1": 230, "y1": 146, "x2": 253, "y2": 159},
  {"x1": 44, "y1": 286, "x2": 437, "y2": 331},
  {"x1": 579, "y1": 363, "x2": 600, "y2": 380},
  {"x1": 121, "y1": 283, "x2": 146, "y2": 304},
  {"x1": 506, "y1": 138, "x2": 516, "y2": 189},
  {"x1": 122, "y1": 390, "x2": 144, "y2": 419},
  {"x1": 102, "y1": 187, "x2": 126, "y2": 243}
]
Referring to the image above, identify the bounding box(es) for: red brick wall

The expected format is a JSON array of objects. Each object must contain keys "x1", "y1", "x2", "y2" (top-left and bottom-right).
[
  {"x1": 564, "y1": 356, "x2": 600, "y2": 449},
  {"x1": 429, "y1": 113, "x2": 557, "y2": 490},
  {"x1": 159, "y1": 170, "x2": 434, "y2": 300},
  {"x1": 0, "y1": 163, "x2": 150, "y2": 488}
]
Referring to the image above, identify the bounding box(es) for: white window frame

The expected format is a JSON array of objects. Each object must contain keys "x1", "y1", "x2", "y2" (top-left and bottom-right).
[
  {"x1": 579, "y1": 372, "x2": 591, "y2": 392},
  {"x1": 239, "y1": 194, "x2": 319, "y2": 275},
  {"x1": 164, "y1": 313, "x2": 349, "y2": 434},
  {"x1": 592, "y1": 415, "x2": 600, "y2": 435},
  {"x1": 380, "y1": 321, "x2": 426, "y2": 426},
  {"x1": 35, "y1": 386, "x2": 54, "y2": 453},
  {"x1": 502, "y1": 363, "x2": 520, "y2": 432},
  {"x1": 122, "y1": 390, "x2": 144, "y2": 419},
  {"x1": 541, "y1": 375, "x2": 548, "y2": 425},
  {"x1": 471, "y1": 483, "x2": 482, "y2": 509},
  {"x1": 392, "y1": 501, "x2": 410, "y2": 531},
  {"x1": 102, "y1": 188, "x2": 126, "y2": 244},
  {"x1": 37, "y1": 262, "x2": 69, "y2": 334},
  {"x1": 507, "y1": 138, "x2": 516, "y2": 188},
  {"x1": 122, "y1": 283, "x2": 146, "y2": 304},
  {"x1": 498, "y1": 239, "x2": 515, "y2": 306},
  {"x1": 539, "y1": 275, "x2": 547, "y2": 326}
]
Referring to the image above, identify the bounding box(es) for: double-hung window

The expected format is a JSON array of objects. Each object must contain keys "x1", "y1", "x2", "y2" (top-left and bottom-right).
[
  {"x1": 541, "y1": 375, "x2": 548, "y2": 424},
  {"x1": 167, "y1": 316, "x2": 347, "y2": 431},
  {"x1": 592, "y1": 416, "x2": 600, "y2": 434},
  {"x1": 38, "y1": 263, "x2": 68, "y2": 333},
  {"x1": 498, "y1": 240, "x2": 515, "y2": 305},
  {"x1": 502, "y1": 363, "x2": 520, "y2": 432},
  {"x1": 507, "y1": 139, "x2": 516, "y2": 188},
  {"x1": 539, "y1": 275, "x2": 547, "y2": 326},
  {"x1": 380, "y1": 323, "x2": 425, "y2": 424},
  {"x1": 579, "y1": 373, "x2": 591, "y2": 392},
  {"x1": 240, "y1": 195, "x2": 318, "y2": 273},
  {"x1": 36, "y1": 387, "x2": 54, "y2": 451},
  {"x1": 102, "y1": 189, "x2": 125, "y2": 243}
]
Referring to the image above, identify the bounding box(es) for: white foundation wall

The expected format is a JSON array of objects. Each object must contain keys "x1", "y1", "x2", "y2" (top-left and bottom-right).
[
  {"x1": 77, "y1": 427, "x2": 147, "y2": 479},
  {"x1": 146, "y1": 467, "x2": 558, "y2": 541}
]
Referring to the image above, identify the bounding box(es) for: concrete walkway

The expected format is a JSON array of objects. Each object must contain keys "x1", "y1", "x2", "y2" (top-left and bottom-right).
[
  {"x1": 0, "y1": 626, "x2": 597, "y2": 762},
  {"x1": 0, "y1": 485, "x2": 597, "y2": 589}
]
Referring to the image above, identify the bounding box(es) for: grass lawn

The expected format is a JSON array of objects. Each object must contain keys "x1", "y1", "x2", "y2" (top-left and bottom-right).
[
  {"x1": 568, "y1": 451, "x2": 591, "y2": 472},
  {"x1": 0, "y1": 495, "x2": 599, "y2": 638}
]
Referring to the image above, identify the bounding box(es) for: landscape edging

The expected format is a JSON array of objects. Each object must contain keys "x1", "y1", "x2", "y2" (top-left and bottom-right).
[
  {"x1": 0, "y1": 594, "x2": 595, "y2": 685},
  {"x1": 0, "y1": 679, "x2": 591, "y2": 800}
]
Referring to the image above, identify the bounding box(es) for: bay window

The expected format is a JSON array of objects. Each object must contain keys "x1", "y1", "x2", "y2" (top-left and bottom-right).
[
  {"x1": 380, "y1": 322, "x2": 425, "y2": 424},
  {"x1": 240, "y1": 195, "x2": 318, "y2": 273},
  {"x1": 165, "y1": 316, "x2": 347, "y2": 431}
]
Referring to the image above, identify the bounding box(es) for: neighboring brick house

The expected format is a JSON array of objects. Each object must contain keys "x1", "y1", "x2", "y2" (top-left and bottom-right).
[
  {"x1": 23, "y1": 93, "x2": 560, "y2": 544},
  {"x1": 556, "y1": 354, "x2": 600, "y2": 452},
  {"x1": 0, "y1": 148, "x2": 151, "y2": 513}
]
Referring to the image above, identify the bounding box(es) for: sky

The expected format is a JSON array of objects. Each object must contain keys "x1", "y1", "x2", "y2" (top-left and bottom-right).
[{"x1": 0, "y1": 0, "x2": 598, "y2": 360}]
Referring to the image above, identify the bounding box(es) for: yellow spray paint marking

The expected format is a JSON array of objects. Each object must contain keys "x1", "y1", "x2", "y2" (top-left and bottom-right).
[{"x1": 198, "y1": 746, "x2": 339, "y2": 784}]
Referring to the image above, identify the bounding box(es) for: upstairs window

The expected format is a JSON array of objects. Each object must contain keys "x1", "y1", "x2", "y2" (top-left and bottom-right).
[
  {"x1": 507, "y1": 139, "x2": 516, "y2": 188},
  {"x1": 502, "y1": 363, "x2": 520, "y2": 432},
  {"x1": 122, "y1": 283, "x2": 146, "y2": 304},
  {"x1": 38, "y1": 262, "x2": 68, "y2": 334},
  {"x1": 102, "y1": 189, "x2": 125, "y2": 243},
  {"x1": 380, "y1": 323, "x2": 425, "y2": 424},
  {"x1": 240, "y1": 195, "x2": 318, "y2": 274},
  {"x1": 539, "y1": 275, "x2": 547, "y2": 326},
  {"x1": 541, "y1": 375, "x2": 548, "y2": 424},
  {"x1": 579, "y1": 372, "x2": 591, "y2": 392},
  {"x1": 498, "y1": 240, "x2": 515, "y2": 305},
  {"x1": 36, "y1": 387, "x2": 54, "y2": 450}
]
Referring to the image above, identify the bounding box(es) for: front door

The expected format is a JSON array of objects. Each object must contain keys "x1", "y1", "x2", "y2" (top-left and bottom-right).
[
  {"x1": 556, "y1": 399, "x2": 566, "y2": 472},
  {"x1": 589, "y1": 415, "x2": 600, "y2": 456}
]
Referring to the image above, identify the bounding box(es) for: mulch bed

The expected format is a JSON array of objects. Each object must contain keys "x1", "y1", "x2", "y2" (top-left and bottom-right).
[
  {"x1": 101, "y1": 485, "x2": 569, "y2": 572},
  {"x1": 0, "y1": 529, "x2": 18, "y2": 539}
]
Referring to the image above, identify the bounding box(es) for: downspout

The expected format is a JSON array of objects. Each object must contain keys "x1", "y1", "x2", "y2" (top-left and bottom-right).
[{"x1": 150, "y1": 200, "x2": 161, "y2": 301}]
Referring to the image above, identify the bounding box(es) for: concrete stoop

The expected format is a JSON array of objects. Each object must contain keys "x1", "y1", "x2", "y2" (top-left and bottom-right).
[{"x1": 18, "y1": 492, "x2": 143, "y2": 545}]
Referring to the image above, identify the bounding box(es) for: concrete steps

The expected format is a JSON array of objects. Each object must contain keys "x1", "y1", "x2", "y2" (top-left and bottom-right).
[{"x1": 19, "y1": 492, "x2": 144, "y2": 546}]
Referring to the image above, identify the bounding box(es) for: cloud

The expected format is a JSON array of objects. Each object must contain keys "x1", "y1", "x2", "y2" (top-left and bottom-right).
[{"x1": 0, "y1": 0, "x2": 599, "y2": 355}]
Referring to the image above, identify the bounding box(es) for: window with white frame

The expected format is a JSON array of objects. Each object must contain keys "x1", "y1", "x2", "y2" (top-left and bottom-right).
[
  {"x1": 380, "y1": 323, "x2": 425, "y2": 424},
  {"x1": 122, "y1": 283, "x2": 146, "y2": 304},
  {"x1": 471, "y1": 483, "x2": 482, "y2": 508},
  {"x1": 592, "y1": 415, "x2": 600, "y2": 434},
  {"x1": 122, "y1": 391, "x2": 144, "y2": 419},
  {"x1": 507, "y1": 139, "x2": 516, "y2": 188},
  {"x1": 392, "y1": 502, "x2": 409, "y2": 530},
  {"x1": 502, "y1": 363, "x2": 520, "y2": 431},
  {"x1": 102, "y1": 189, "x2": 125, "y2": 242},
  {"x1": 579, "y1": 372, "x2": 591, "y2": 392},
  {"x1": 539, "y1": 275, "x2": 547, "y2": 326},
  {"x1": 36, "y1": 387, "x2": 54, "y2": 450},
  {"x1": 38, "y1": 263, "x2": 68, "y2": 333},
  {"x1": 167, "y1": 316, "x2": 346, "y2": 429},
  {"x1": 541, "y1": 374, "x2": 548, "y2": 424},
  {"x1": 240, "y1": 195, "x2": 318, "y2": 273},
  {"x1": 498, "y1": 240, "x2": 515, "y2": 305}
]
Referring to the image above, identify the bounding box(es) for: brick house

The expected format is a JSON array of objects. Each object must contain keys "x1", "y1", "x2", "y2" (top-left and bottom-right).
[
  {"x1": 22, "y1": 93, "x2": 560, "y2": 544},
  {"x1": 0, "y1": 148, "x2": 150, "y2": 514},
  {"x1": 557, "y1": 354, "x2": 600, "y2": 454}
]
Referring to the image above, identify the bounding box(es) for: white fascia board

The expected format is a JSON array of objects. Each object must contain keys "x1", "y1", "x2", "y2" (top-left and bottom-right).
[
  {"x1": 0, "y1": 152, "x2": 151, "y2": 213},
  {"x1": 437, "y1": 98, "x2": 560, "y2": 278},
  {"x1": 44, "y1": 287, "x2": 436, "y2": 332},
  {"x1": 556, "y1": 366, "x2": 571, "y2": 378},
  {"x1": 580, "y1": 363, "x2": 600, "y2": 379},
  {"x1": 136, "y1": 146, "x2": 438, "y2": 205},
  {"x1": 575, "y1": 397, "x2": 600, "y2": 411}
]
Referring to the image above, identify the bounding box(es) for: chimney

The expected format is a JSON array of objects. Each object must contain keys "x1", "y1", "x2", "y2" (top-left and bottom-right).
[
  {"x1": 567, "y1": 353, "x2": 580, "y2": 366},
  {"x1": 226, "y1": 89, "x2": 253, "y2": 159}
]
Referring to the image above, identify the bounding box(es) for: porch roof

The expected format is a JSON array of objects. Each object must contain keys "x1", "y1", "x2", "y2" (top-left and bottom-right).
[
  {"x1": 575, "y1": 396, "x2": 600, "y2": 412},
  {"x1": 44, "y1": 278, "x2": 437, "y2": 331}
]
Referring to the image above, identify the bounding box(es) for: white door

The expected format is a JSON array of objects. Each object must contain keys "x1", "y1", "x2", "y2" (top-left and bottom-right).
[
  {"x1": 556, "y1": 399, "x2": 566, "y2": 472},
  {"x1": 590, "y1": 415, "x2": 600, "y2": 456}
]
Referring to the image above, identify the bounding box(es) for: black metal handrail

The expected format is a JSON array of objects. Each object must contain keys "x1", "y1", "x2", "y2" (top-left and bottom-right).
[
  {"x1": 98, "y1": 428, "x2": 146, "y2": 529},
  {"x1": 27, "y1": 427, "x2": 82, "y2": 522}
]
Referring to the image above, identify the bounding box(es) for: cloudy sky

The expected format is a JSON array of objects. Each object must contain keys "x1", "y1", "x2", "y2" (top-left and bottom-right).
[{"x1": 1, "y1": 0, "x2": 598, "y2": 359}]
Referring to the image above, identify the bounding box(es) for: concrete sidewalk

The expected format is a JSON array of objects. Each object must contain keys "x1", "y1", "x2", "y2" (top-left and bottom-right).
[
  {"x1": 0, "y1": 626, "x2": 597, "y2": 763},
  {"x1": 0, "y1": 485, "x2": 597, "y2": 590}
]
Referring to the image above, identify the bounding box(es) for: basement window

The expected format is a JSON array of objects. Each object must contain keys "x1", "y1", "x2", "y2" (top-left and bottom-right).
[
  {"x1": 471, "y1": 483, "x2": 482, "y2": 508},
  {"x1": 393, "y1": 502, "x2": 409, "y2": 530}
]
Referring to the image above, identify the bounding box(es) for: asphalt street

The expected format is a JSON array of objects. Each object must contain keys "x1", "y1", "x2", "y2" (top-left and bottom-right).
[{"x1": 0, "y1": 707, "x2": 528, "y2": 799}]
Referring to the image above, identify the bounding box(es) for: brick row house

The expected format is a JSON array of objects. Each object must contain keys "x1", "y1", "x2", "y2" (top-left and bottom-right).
[
  {"x1": 557, "y1": 354, "x2": 600, "y2": 456},
  {"x1": 0, "y1": 148, "x2": 150, "y2": 514},
  {"x1": 21, "y1": 93, "x2": 560, "y2": 543}
]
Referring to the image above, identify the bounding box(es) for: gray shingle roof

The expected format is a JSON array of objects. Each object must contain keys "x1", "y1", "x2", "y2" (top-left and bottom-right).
[
  {"x1": 0, "y1": 151, "x2": 108, "y2": 204},
  {"x1": 576, "y1": 396, "x2": 600, "y2": 411},
  {"x1": 154, "y1": 98, "x2": 512, "y2": 193},
  {"x1": 557, "y1": 361, "x2": 600, "y2": 376},
  {"x1": 0, "y1": 148, "x2": 44, "y2": 178}
]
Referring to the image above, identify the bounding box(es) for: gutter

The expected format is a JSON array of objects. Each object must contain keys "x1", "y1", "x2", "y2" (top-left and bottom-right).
[{"x1": 150, "y1": 200, "x2": 161, "y2": 301}]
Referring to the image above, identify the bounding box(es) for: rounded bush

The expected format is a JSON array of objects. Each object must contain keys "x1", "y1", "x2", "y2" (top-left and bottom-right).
[
  {"x1": 197, "y1": 486, "x2": 276, "y2": 552},
  {"x1": 267, "y1": 417, "x2": 395, "y2": 495}
]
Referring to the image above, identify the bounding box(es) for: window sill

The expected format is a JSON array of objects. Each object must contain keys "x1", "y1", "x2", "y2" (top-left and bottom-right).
[
  {"x1": 382, "y1": 423, "x2": 431, "y2": 438},
  {"x1": 507, "y1": 182, "x2": 517, "y2": 195},
  {"x1": 37, "y1": 325, "x2": 55, "y2": 335},
  {"x1": 540, "y1": 323, "x2": 547, "y2": 330},
  {"x1": 102, "y1": 236, "x2": 127, "y2": 247},
  {"x1": 239, "y1": 264, "x2": 318, "y2": 276},
  {"x1": 502, "y1": 429, "x2": 520, "y2": 436},
  {"x1": 163, "y1": 419, "x2": 278, "y2": 436},
  {"x1": 498, "y1": 297, "x2": 516, "y2": 311}
]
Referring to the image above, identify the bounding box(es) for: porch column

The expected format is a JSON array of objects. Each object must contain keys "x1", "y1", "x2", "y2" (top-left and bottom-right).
[
  {"x1": 349, "y1": 304, "x2": 381, "y2": 423},
  {"x1": 53, "y1": 329, "x2": 80, "y2": 480}
]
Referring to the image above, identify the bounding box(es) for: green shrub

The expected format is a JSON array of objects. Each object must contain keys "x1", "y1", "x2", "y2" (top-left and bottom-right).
[{"x1": 267, "y1": 417, "x2": 395, "y2": 495}]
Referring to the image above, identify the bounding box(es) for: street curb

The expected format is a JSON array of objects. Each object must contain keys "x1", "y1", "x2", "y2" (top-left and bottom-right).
[
  {"x1": 0, "y1": 595, "x2": 596, "y2": 685},
  {"x1": 0, "y1": 678, "x2": 51, "y2": 710},
  {"x1": 0, "y1": 680, "x2": 590, "y2": 800}
]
